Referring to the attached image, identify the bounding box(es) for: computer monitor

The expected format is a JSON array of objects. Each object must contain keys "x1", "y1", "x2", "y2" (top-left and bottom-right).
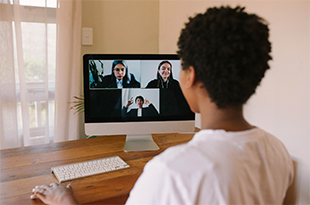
[{"x1": 83, "y1": 54, "x2": 195, "y2": 152}]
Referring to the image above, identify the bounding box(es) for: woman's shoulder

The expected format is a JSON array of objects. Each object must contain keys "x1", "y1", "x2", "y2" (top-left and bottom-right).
[
  {"x1": 129, "y1": 73, "x2": 139, "y2": 82},
  {"x1": 100, "y1": 75, "x2": 114, "y2": 84},
  {"x1": 96, "y1": 75, "x2": 113, "y2": 88},
  {"x1": 170, "y1": 78, "x2": 179, "y2": 84},
  {"x1": 146, "y1": 79, "x2": 158, "y2": 88},
  {"x1": 101, "y1": 74, "x2": 112, "y2": 80},
  {"x1": 127, "y1": 73, "x2": 140, "y2": 87},
  {"x1": 148, "y1": 79, "x2": 157, "y2": 83},
  {"x1": 103, "y1": 74, "x2": 112, "y2": 79}
]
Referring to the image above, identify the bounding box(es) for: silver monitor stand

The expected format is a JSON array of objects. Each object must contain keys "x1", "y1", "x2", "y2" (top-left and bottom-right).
[{"x1": 124, "y1": 134, "x2": 160, "y2": 152}]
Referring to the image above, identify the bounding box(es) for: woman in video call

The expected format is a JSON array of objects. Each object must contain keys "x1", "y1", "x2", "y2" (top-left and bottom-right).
[
  {"x1": 146, "y1": 60, "x2": 178, "y2": 89},
  {"x1": 96, "y1": 60, "x2": 140, "y2": 88},
  {"x1": 146, "y1": 60, "x2": 191, "y2": 116},
  {"x1": 122, "y1": 96, "x2": 159, "y2": 118}
]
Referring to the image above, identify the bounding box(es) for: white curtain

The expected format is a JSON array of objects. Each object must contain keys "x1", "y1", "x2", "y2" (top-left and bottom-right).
[
  {"x1": 54, "y1": 0, "x2": 82, "y2": 142},
  {"x1": 0, "y1": 0, "x2": 82, "y2": 149}
]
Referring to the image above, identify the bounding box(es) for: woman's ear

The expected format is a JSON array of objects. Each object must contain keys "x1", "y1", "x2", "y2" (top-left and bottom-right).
[{"x1": 184, "y1": 66, "x2": 196, "y2": 88}]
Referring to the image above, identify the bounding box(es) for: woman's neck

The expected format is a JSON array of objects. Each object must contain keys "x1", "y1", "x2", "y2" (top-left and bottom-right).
[
  {"x1": 200, "y1": 105, "x2": 253, "y2": 132},
  {"x1": 162, "y1": 77, "x2": 168, "y2": 82}
]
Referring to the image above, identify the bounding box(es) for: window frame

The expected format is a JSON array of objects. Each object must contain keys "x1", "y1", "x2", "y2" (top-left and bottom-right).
[{"x1": 12, "y1": 3, "x2": 57, "y2": 146}]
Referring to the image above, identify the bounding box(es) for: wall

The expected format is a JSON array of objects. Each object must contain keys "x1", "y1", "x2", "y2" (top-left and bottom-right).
[
  {"x1": 159, "y1": 0, "x2": 310, "y2": 204},
  {"x1": 81, "y1": 0, "x2": 159, "y2": 54}
]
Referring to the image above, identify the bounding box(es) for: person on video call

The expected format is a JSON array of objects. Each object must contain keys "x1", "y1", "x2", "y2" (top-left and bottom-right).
[
  {"x1": 31, "y1": 6, "x2": 293, "y2": 205},
  {"x1": 96, "y1": 60, "x2": 140, "y2": 88},
  {"x1": 146, "y1": 60, "x2": 191, "y2": 116},
  {"x1": 146, "y1": 60, "x2": 178, "y2": 89},
  {"x1": 122, "y1": 96, "x2": 159, "y2": 118}
]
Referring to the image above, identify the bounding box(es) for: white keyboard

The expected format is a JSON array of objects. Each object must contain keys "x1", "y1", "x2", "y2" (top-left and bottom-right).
[{"x1": 51, "y1": 155, "x2": 130, "y2": 183}]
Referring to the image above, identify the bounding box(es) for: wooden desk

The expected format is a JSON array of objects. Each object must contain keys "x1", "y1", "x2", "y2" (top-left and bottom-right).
[{"x1": 0, "y1": 132, "x2": 195, "y2": 205}]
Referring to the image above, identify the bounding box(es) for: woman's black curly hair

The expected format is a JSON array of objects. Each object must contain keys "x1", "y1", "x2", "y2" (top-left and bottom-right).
[{"x1": 177, "y1": 6, "x2": 272, "y2": 108}]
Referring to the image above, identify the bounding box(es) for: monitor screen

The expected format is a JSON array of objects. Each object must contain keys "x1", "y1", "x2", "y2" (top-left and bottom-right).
[{"x1": 83, "y1": 54, "x2": 195, "y2": 151}]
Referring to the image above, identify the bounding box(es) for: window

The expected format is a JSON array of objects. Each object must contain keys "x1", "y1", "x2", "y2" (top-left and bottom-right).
[{"x1": 11, "y1": 0, "x2": 57, "y2": 145}]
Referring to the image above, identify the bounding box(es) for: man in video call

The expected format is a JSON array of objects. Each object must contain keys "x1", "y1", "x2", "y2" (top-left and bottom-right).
[{"x1": 122, "y1": 96, "x2": 159, "y2": 118}]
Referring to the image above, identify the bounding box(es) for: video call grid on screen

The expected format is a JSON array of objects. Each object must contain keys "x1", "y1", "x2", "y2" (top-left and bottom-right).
[
  {"x1": 89, "y1": 59, "x2": 181, "y2": 89},
  {"x1": 83, "y1": 54, "x2": 194, "y2": 123}
]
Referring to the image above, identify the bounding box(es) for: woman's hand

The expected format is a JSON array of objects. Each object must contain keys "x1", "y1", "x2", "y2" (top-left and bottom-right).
[
  {"x1": 30, "y1": 183, "x2": 79, "y2": 205},
  {"x1": 125, "y1": 97, "x2": 134, "y2": 108},
  {"x1": 144, "y1": 99, "x2": 150, "y2": 106}
]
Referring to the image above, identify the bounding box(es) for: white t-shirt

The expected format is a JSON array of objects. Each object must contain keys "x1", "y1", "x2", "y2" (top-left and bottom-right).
[{"x1": 125, "y1": 128, "x2": 294, "y2": 205}]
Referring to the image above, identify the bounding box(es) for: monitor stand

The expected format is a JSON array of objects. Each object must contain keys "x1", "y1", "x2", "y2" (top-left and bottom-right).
[{"x1": 124, "y1": 134, "x2": 160, "y2": 152}]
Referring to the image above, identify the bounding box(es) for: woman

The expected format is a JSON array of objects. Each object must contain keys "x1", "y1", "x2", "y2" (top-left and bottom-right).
[
  {"x1": 146, "y1": 61, "x2": 191, "y2": 116},
  {"x1": 97, "y1": 60, "x2": 140, "y2": 88},
  {"x1": 146, "y1": 60, "x2": 179, "y2": 89},
  {"x1": 122, "y1": 96, "x2": 159, "y2": 118}
]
